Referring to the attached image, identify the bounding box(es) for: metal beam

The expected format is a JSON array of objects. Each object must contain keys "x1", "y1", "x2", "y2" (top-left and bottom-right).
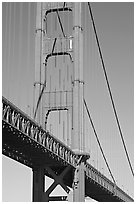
[
  {"x1": 45, "y1": 166, "x2": 70, "y2": 195},
  {"x1": 32, "y1": 166, "x2": 47, "y2": 201},
  {"x1": 72, "y1": 2, "x2": 84, "y2": 152},
  {"x1": 49, "y1": 196, "x2": 67, "y2": 201}
]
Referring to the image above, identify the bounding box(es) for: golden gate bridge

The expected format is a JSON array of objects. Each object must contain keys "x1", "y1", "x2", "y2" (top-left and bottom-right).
[{"x1": 2, "y1": 2, "x2": 134, "y2": 202}]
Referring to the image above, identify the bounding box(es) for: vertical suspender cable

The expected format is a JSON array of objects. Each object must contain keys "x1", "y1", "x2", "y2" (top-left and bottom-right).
[
  {"x1": 59, "y1": 69, "x2": 61, "y2": 124},
  {"x1": 9, "y1": 3, "x2": 15, "y2": 102},
  {"x1": 18, "y1": 3, "x2": 23, "y2": 106},
  {"x1": 63, "y1": 4, "x2": 65, "y2": 143},
  {"x1": 63, "y1": 120, "x2": 65, "y2": 142},
  {"x1": 67, "y1": 3, "x2": 70, "y2": 146},
  {"x1": 88, "y1": 2, "x2": 134, "y2": 177},
  {"x1": 7, "y1": 3, "x2": 12, "y2": 98},
  {"x1": 12, "y1": 3, "x2": 16, "y2": 98},
  {"x1": 26, "y1": 2, "x2": 31, "y2": 115},
  {"x1": 54, "y1": 5, "x2": 57, "y2": 67},
  {"x1": 39, "y1": 2, "x2": 43, "y2": 122},
  {"x1": 4, "y1": 3, "x2": 8, "y2": 85},
  {"x1": 84, "y1": 3, "x2": 87, "y2": 153}
]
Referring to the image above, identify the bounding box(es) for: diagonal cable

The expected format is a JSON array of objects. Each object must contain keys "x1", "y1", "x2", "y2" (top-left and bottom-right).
[
  {"x1": 34, "y1": 82, "x2": 45, "y2": 119},
  {"x1": 56, "y1": 10, "x2": 65, "y2": 37},
  {"x1": 52, "y1": 37, "x2": 57, "y2": 53},
  {"x1": 84, "y1": 99, "x2": 116, "y2": 184},
  {"x1": 87, "y1": 2, "x2": 134, "y2": 177}
]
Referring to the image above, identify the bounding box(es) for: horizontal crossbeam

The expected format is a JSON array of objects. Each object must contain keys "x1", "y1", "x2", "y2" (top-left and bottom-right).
[
  {"x1": 49, "y1": 196, "x2": 67, "y2": 201},
  {"x1": 44, "y1": 7, "x2": 72, "y2": 19}
]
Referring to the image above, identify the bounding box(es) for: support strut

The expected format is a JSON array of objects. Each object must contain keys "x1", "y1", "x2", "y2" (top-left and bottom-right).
[
  {"x1": 72, "y1": 151, "x2": 90, "y2": 202},
  {"x1": 32, "y1": 166, "x2": 71, "y2": 202}
]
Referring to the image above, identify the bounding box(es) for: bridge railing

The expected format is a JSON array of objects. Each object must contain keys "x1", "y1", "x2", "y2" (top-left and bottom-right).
[
  {"x1": 2, "y1": 96, "x2": 79, "y2": 168},
  {"x1": 85, "y1": 162, "x2": 133, "y2": 201},
  {"x1": 85, "y1": 162, "x2": 115, "y2": 194},
  {"x1": 2, "y1": 96, "x2": 133, "y2": 202}
]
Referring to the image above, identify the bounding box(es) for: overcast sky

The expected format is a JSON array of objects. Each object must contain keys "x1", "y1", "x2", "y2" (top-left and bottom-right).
[{"x1": 2, "y1": 2, "x2": 134, "y2": 201}]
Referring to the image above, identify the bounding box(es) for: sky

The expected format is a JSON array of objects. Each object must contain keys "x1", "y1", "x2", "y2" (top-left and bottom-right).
[{"x1": 2, "y1": 2, "x2": 134, "y2": 202}]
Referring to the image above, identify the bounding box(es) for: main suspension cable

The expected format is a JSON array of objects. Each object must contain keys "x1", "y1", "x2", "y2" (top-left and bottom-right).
[
  {"x1": 87, "y1": 2, "x2": 134, "y2": 177},
  {"x1": 84, "y1": 99, "x2": 116, "y2": 184}
]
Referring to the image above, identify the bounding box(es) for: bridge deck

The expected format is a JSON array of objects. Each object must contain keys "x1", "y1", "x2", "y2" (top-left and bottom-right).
[{"x1": 2, "y1": 97, "x2": 133, "y2": 202}]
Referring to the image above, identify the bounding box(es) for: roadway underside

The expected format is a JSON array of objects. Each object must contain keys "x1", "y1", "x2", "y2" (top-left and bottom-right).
[{"x1": 2, "y1": 120, "x2": 127, "y2": 202}]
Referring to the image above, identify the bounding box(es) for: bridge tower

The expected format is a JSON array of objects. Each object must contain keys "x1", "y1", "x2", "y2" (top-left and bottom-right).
[
  {"x1": 33, "y1": 2, "x2": 89, "y2": 202},
  {"x1": 72, "y1": 3, "x2": 89, "y2": 202}
]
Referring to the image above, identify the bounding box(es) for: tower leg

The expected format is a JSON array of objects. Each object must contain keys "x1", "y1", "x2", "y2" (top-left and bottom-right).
[
  {"x1": 73, "y1": 162, "x2": 85, "y2": 202},
  {"x1": 72, "y1": 2, "x2": 88, "y2": 202},
  {"x1": 72, "y1": 2, "x2": 84, "y2": 151},
  {"x1": 32, "y1": 166, "x2": 48, "y2": 202}
]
